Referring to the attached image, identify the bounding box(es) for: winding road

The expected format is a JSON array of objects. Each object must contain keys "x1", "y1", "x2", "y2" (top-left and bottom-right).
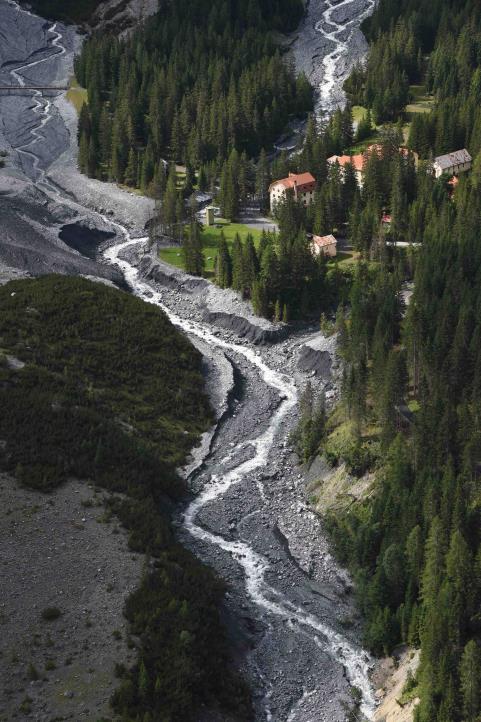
[{"x1": 1, "y1": 1, "x2": 378, "y2": 719}]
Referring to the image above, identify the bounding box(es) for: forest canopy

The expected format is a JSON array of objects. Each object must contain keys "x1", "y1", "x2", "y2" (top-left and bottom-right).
[
  {"x1": 318, "y1": 1, "x2": 481, "y2": 721},
  {"x1": 74, "y1": 0, "x2": 311, "y2": 190}
]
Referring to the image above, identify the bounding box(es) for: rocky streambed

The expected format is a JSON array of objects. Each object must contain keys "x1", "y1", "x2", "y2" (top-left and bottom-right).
[
  {"x1": 0, "y1": 0, "x2": 378, "y2": 719},
  {"x1": 291, "y1": 0, "x2": 375, "y2": 118},
  {"x1": 107, "y1": 241, "x2": 376, "y2": 722}
]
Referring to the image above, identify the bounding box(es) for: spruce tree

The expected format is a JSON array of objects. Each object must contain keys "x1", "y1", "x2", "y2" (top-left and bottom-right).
[
  {"x1": 460, "y1": 640, "x2": 481, "y2": 722},
  {"x1": 215, "y1": 232, "x2": 232, "y2": 288}
]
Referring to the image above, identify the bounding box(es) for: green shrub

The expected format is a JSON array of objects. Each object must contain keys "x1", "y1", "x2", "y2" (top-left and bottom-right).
[{"x1": 41, "y1": 607, "x2": 62, "y2": 622}]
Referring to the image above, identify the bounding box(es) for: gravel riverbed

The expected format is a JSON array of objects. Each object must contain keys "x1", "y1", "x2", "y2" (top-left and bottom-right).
[
  {"x1": 0, "y1": 1, "x2": 377, "y2": 719},
  {"x1": 111, "y1": 242, "x2": 376, "y2": 722}
]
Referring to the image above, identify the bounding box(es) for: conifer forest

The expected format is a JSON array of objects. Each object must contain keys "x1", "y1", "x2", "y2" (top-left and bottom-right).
[{"x1": 4, "y1": 0, "x2": 481, "y2": 719}]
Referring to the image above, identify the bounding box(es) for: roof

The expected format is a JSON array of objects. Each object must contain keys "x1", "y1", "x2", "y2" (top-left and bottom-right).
[
  {"x1": 312, "y1": 234, "x2": 337, "y2": 248},
  {"x1": 365, "y1": 144, "x2": 410, "y2": 158},
  {"x1": 327, "y1": 154, "x2": 365, "y2": 172},
  {"x1": 269, "y1": 172, "x2": 316, "y2": 192},
  {"x1": 328, "y1": 146, "x2": 412, "y2": 175},
  {"x1": 434, "y1": 149, "x2": 472, "y2": 170}
]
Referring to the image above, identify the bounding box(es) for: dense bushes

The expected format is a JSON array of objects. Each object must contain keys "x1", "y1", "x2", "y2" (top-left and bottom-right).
[{"x1": 0, "y1": 276, "x2": 251, "y2": 721}]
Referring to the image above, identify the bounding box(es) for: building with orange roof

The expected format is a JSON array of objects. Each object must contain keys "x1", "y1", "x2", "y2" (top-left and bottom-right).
[
  {"x1": 269, "y1": 172, "x2": 316, "y2": 212},
  {"x1": 328, "y1": 145, "x2": 415, "y2": 188},
  {"x1": 327, "y1": 153, "x2": 366, "y2": 186}
]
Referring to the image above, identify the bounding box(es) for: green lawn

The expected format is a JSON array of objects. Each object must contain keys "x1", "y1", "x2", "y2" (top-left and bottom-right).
[
  {"x1": 159, "y1": 219, "x2": 263, "y2": 276},
  {"x1": 406, "y1": 84, "x2": 435, "y2": 114},
  {"x1": 352, "y1": 105, "x2": 368, "y2": 122},
  {"x1": 347, "y1": 134, "x2": 380, "y2": 154},
  {"x1": 333, "y1": 250, "x2": 359, "y2": 266},
  {"x1": 66, "y1": 77, "x2": 88, "y2": 115}
]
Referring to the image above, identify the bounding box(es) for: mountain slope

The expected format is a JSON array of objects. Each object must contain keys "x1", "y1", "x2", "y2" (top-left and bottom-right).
[{"x1": 0, "y1": 275, "x2": 252, "y2": 721}]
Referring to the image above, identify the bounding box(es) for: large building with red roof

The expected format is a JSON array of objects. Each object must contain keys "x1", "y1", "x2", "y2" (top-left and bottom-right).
[
  {"x1": 269, "y1": 172, "x2": 316, "y2": 212},
  {"x1": 328, "y1": 144, "x2": 414, "y2": 188}
]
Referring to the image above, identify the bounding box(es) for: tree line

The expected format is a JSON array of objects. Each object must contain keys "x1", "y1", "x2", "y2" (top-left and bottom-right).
[
  {"x1": 318, "y1": 2, "x2": 481, "y2": 720},
  {"x1": 74, "y1": 0, "x2": 311, "y2": 193}
]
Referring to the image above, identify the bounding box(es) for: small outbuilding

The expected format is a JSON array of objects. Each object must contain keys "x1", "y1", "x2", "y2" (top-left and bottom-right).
[{"x1": 310, "y1": 234, "x2": 337, "y2": 258}]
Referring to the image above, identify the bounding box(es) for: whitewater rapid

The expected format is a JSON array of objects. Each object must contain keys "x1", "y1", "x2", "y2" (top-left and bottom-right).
[{"x1": 317, "y1": 0, "x2": 375, "y2": 115}]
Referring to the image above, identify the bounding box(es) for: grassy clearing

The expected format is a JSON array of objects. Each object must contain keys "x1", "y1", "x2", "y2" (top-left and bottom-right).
[
  {"x1": 347, "y1": 133, "x2": 380, "y2": 154},
  {"x1": 352, "y1": 105, "x2": 368, "y2": 122},
  {"x1": 159, "y1": 219, "x2": 263, "y2": 275},
  {"x1": 406, "y1": 84, "x2": 435, "y2": 114},
  {"x1": 332, "y1": 250, "x2": 359, "y2": 266},
  {"x1": 66, "y1": 77, "x2": 87, "y2": 115}
]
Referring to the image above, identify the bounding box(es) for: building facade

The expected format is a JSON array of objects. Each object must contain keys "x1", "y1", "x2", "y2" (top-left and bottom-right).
[
  {"x1": 269, "y1": 172, "x2": 316, "y2": 212},
  {"x1": 310, "y1": 234, "x2": 337, "y2": 258},
  {"x1": 433, "y1": 149, "x2": 472, "y2": 178}
]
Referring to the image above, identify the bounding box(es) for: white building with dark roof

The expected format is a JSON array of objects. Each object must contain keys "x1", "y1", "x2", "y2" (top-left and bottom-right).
[{"x1": 433, "y1": 149, "x2": 472, "y2": 178}]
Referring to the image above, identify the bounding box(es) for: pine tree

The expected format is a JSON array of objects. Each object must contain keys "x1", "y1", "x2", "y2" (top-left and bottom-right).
[
  {"x1": 274, "y1": 298, "x2": 282, "y2": 322},
  {"x1": 215, "y1": 232, "x2": 232, "y2": 288},
  {"x1": 231, "y1": 234, "x2": 244, "y2": 292},
  {"x1": 162, "y1": 166, "x2": 180, "y2": 236},
  {"x1": 138, "y1": 660, "x2": 149, "y2": 700},
  {"x1": 256, "y1": 149, "x2": 271, "y2": 213},
  {"x1": 124, "y1": 148, "x2": 137, "y2": 187},
  {"x1": 242, "y1": 234, "x2": 259, "y2": 298},
  {"x1": 460, "y1": 640, "x2": 481, "y2": 722}
]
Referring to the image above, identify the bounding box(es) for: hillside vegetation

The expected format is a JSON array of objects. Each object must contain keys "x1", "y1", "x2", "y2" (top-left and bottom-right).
[
  {"x1": 0, "y1": 276, "x2": 252, "y2": 721},
  {"x1": 303, "y1": 2, "x2": 481, "y2": 722},
  {"x1": 74, "y1": 0, "x2": 311, "y2": 191}
]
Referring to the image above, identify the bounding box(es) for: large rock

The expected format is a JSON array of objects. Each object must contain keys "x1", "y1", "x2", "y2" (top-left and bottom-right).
[
  {"x1": 203, "y1": 310, "x2": 288, "y2": 345},
  {"x1": 89, "y1": 0, "x2": 160, "y2": 34}
]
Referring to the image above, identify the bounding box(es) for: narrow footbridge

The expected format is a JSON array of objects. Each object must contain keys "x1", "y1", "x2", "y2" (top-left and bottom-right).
[{"x1": 0, "y1": 86, "x2": 68, "y2": 92}]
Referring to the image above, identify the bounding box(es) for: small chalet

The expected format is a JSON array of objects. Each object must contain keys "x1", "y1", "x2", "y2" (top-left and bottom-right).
[
  {"x1": 447, "y1": 175, "x2": 459, "y2": 197},
  {"x1": 310, "y1": 234, "x2": 337, "y2": 258},
  {"x1": 269, "y1": 172, "x2": 316, "y2": 212},
  {"x1": 433, "y1": 149, "x2": 472, "y2": 178}
]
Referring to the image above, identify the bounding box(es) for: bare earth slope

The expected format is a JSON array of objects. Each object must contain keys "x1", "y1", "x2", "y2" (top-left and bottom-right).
[
  {"x1": 0, "y1": 474, "x2": 142, "y2": 722},
  {"x1": 0, "y1": 0, "x2": 152, "y2": 285}
]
